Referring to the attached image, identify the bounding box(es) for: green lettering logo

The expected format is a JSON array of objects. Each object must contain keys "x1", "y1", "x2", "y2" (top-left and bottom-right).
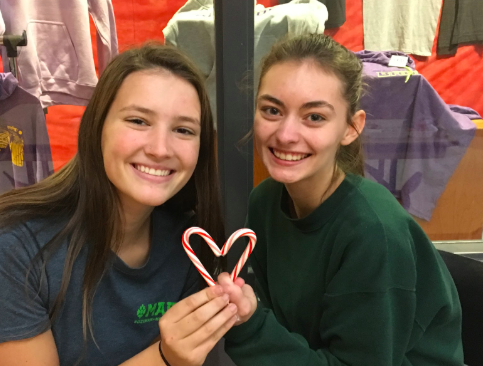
[
  {"x1": 136, "y1": 304, "x2": 146, "y2": 319},
  {"x1": 134, "y1": 301, "x2": 176, "y2": 324},
  {"x1": 155, "y1": 302, "x2": 165, "y2": 316},
  {"x1": 146, "y1": 303, "x2": 158, "y2": 317}
]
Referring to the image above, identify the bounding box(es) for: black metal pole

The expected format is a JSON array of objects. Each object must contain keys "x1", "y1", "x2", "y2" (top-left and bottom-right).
[{"x1": 214, "y1": 0, "x2": 254, "y2": 275}]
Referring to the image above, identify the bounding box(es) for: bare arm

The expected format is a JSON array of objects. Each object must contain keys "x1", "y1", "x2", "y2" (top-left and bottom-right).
[
  {"x1": 0, "y1": 286, "x2": 236, "y2": 366},
  {"x1": 0, "y1": 331, "x2": 165, "y2": 366},
  {"x1": 0, "y1": 330, "x2": 60, "y2": 366}
]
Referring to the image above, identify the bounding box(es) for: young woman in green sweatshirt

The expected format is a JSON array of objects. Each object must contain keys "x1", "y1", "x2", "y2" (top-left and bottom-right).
[{"x1": 218, "y1": 34, "x2": 464, "y2": 366}]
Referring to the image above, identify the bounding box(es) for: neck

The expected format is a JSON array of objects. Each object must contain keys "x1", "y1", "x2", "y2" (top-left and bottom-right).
[
  {"x1": 121, "y1": 207, "x2": 152, "y2": 248},
  {"x1": 286, "y1": 168, "x2": 344, "y2": 219},
  {"x1": 115, "y1": 203, "x2": 154, "y2": 268},
  {"x1": 117, "y1": 195, "x2": 154, "y2": 249}
]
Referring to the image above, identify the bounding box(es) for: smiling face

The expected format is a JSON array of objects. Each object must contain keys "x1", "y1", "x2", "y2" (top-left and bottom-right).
[
  {"x1": 254, "y1": 60, "x2": 363, "y2": 190},
  {"x1": 101, "y1": 69, "x2": 201, "y2": 215}
]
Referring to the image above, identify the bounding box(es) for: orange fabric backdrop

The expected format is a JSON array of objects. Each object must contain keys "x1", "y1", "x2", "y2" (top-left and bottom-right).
[{"x1": 5, "y1": 0, "x2": 482, "y2": 171}]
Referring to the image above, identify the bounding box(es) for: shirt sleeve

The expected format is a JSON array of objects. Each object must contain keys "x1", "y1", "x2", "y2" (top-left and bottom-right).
[
  {"x1": 224, "y1": 219, "x2": 419, "y2": 365},
  {"x1": 0, "y1": 225, "x2": 51, "y2": 343},
  {"x1": 87, "y1": 0, "x2": 119, "y2": 75}
]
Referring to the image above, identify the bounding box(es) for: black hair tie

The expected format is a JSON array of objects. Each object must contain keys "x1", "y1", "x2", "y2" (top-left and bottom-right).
[{"x1": 159, "y1": 342, "x2": 172, "y2": 366}]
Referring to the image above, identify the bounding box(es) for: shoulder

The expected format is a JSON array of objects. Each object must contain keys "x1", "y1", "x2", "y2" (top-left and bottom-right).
[
  {"x1": 342, "y1": 174, "x2": 416, "y2": 232},
  {"x1": 333, "y1": 175, "x2": 430, "y2": 261},
  {"x1": 336, "y1": 174, "x2": 433, "y2": 262},
  {"x1": 322, "y1": 176, "x2": 432, "y2": 292},
  {"x1": 0, "y1": 217, "x2": 66, "y2": 263}
]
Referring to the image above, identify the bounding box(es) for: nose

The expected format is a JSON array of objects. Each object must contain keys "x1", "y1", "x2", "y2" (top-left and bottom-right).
[
  {"x1": 274, "y1": 116, "x2": 299, "y2": 145},
  {"x1": 144, "y1": 125, "x2": 173, "y2": 159}
]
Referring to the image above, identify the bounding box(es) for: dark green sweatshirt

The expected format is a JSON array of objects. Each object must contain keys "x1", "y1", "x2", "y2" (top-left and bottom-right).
[{"x1": 225, "y1": 174, "x2": 463, "y2": 366}]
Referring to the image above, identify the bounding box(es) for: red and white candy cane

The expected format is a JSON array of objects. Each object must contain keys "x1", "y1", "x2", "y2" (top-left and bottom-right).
[{"x1": 182, "y1": 227, "x2": 257, "y2": 287}]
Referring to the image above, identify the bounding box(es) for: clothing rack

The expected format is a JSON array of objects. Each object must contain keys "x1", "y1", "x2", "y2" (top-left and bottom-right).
[{"x1": 0, "y1": 30, "x2": 27, "y2": 78}]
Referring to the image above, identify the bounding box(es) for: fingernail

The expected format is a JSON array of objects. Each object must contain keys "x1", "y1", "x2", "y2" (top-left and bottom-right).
[
  {"x1": 222, "y1": 294, "x2": 229, "y2": 302},
  {"x1": 228, "y1": 303, "x2": 237, "y2": 313}
]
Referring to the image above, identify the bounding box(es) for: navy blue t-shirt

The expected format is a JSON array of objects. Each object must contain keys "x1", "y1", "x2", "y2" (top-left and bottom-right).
[{"x1": 0, "y1": 205, "x2": 201, "y2": 365}]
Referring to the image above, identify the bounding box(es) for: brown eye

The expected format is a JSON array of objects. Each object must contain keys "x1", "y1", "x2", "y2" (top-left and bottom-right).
[
  {"x1": 127, "y1": 118, "x2": 147, "y2": 125},
  {"x1": 175, "y1": 127, "x2": 195, "y2": 135},
  {"x1": 308, "y1": 114, "x2": 324, "y2": 122},
  {"x1": 261, "y1": 106, "x2": 280, "y2": 116}
]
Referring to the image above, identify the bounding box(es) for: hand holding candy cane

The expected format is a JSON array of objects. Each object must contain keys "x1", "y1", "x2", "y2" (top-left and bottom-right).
[{"x1": 217, "y1": 272, "x2": 258, "y2": 325}]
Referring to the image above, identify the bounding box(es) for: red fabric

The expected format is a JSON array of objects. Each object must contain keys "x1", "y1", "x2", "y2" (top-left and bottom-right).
[
  {"x1": 47, "y1": 0, "x2": 187, "y2": 171},
  {"x1": 3, "y1": 0, "x2": 482, "y2": 171},
  {"x1": 325, "y1": 0, "x2": 483, "y2": 119}
]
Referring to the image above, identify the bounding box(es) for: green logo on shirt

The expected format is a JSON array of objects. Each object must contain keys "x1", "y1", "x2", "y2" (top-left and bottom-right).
[{"x1": 134, "y1": 302, "x2": 176, "y2": 324}]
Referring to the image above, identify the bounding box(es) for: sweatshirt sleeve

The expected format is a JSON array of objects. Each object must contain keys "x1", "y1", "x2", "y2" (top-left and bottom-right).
[
  {"x1": 87, "y1": 0, "x2": 119, "y2": 75},
  {"x1": 224, "y1": 216, "x2": 419, "y2": 365}
]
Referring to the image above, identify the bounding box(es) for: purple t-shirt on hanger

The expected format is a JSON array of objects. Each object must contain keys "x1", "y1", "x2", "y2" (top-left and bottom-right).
[
  {"x1": 0, "y1": 72, "x2": 53, "y2": 192},
  {"x1": 357, "y1": 51, "x2": 478, "y2": 221}
]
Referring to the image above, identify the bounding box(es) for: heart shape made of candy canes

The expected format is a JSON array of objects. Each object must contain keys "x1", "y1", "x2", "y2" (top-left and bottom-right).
[{"x1": 182, "y1": 227, "x2": 257, "y2": 287}]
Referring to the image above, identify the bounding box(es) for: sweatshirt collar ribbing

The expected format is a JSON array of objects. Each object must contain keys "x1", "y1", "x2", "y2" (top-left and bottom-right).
[{"x1": 279, "y1": 173, "x2": 362, "y2": 232}]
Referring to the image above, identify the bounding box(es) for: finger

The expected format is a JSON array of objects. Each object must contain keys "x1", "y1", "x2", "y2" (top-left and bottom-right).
[
  {"x1": 176, "y1": 293, "x2": 230, "y2": 337},
  {"x1": 234, "y1": 277, "x2": 245, "y2": 288},
  {"x1": 221, "y1": 278, "x2": 246, "y2": 304},
  {"x1": 241, "y1": 283, "x2": 256, "y2": 301},
  {"x1": 217, "y1": 272, "x2": 233, "y2": 287},
  {"x1": 239, "y1": 284, "x2": 257, "y2": 317},
  {"x1": 226, "y1": 285, "x2": 252, "y2": 318},
  {"x1": 217, "y1": 273, "x2": 252, "y2": 316},
  {"x1": 188, "y1": 302, "x2": 238, "y2": 349},
  {"x1": 218, "y1": 273, "x2": 241, "y2": 297},
  {"x1": 165, "y1": 285, "x2": 225, "y2": 323}
]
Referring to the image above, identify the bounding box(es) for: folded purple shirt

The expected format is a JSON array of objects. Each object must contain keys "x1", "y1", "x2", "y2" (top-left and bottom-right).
[{"x1": 357, "y1": 51, "x2": 477, "y2": 220}]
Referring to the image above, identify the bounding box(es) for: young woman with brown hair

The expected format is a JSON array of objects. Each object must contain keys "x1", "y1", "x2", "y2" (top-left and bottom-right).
[
  {"x1": 219, "y1": 33, "x2": 464, "y2": 366},
  {"x1": 0, "y1": 44, "x2": 238, "y2": 365}
]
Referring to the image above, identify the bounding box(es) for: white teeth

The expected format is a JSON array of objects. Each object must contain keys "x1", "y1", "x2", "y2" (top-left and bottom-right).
[
  {"x1": 273, "y1": 149, "x2": 308, "y2": 161},
  {"x1": 135, "y1": 165, "x2": 170, "y2": 177}
]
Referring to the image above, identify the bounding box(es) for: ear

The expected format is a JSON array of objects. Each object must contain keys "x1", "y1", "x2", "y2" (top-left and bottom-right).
[{"x1": 341, "y1": 110, "x2": 366, "y2": 146}]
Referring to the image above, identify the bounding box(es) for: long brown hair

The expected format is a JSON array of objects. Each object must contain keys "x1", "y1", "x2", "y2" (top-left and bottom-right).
[
  {"x1": 0, "y1": 43, "x2": 224, "y2": 347},
  {"x1": 257, "y1": 33, "x2": 365, "y2": 176}
]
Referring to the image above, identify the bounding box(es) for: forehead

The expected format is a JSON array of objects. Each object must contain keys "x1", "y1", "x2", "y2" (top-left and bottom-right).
[
  {"x1": 113, "y1": 69, "x2": 201, "y2": 114},
  {"x1": 259, "y1": 60, "x2": 346, "y2": 106}
]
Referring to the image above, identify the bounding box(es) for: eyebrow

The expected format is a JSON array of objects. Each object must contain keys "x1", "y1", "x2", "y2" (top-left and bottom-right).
[
  {"x1": 119, "y1": 105, "x2": 156, "y2": 115},
  {"x1": 258, "y1": 94, "x2": 335, "y2": 112},
  {"x1": 176, "y1": 115, "x2": 200, "y2": 125},
  {"x1": 119, "y1": 104, "x2": 200, "y2": 124}
]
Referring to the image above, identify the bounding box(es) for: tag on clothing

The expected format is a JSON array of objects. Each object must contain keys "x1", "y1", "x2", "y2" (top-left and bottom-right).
[{"x1": 388, "y1": 55, "x2": 409, "y2": 68}]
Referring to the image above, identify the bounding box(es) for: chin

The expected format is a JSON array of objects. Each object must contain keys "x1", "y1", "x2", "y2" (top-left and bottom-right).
[
  {"x1": 267, "y1": 169, "x2": 301, "y2": 185},
  {"x1": 134, "y1": 194, "x2": 172, "y2": 208}
]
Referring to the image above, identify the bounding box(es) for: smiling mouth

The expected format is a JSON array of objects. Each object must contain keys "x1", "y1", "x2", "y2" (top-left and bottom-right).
[
  {"x1": 134, "y1": 164, "x2": 173, "y2": 177},
  {"x1": 270, "y1": 148, "x2": 310, "y2": 161}
]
